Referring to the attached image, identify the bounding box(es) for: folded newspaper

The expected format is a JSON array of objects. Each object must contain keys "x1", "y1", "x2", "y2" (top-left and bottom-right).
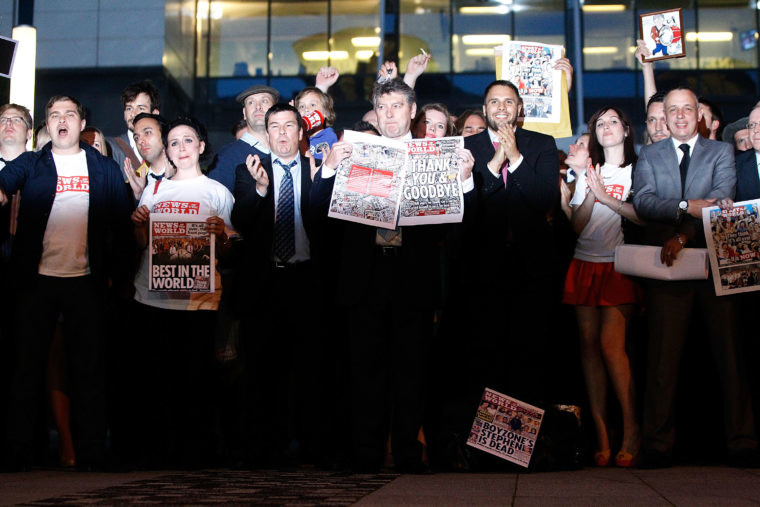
[{"x1": 614, "y1": 244, "x2": 708, "y2": 280}]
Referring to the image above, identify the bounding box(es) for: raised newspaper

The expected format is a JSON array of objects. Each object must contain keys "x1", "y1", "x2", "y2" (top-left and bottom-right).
[
  {"x1": 399, "y1": 136, "x2": 465, "y2": 225},
  {"x1": 703, "y1": 200, "x2": 760, "y2": 295},
  {"x1": 149, "y1": 213, "x2": 215, "y2": 292},
  {"x1": 501, "y1": 40, "x2": 563, "y2": 123},
  {"x1": 467, "y1": 387, "x2": 544, "y2": 468},
  {"x1": 327, "y1": 130, "x2": 408, "y2": 229}
]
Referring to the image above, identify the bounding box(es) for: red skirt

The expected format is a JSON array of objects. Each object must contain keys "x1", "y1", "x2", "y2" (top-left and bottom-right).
[{"x1": 562, "y1": 258, "x2": 641, "y2": 307}]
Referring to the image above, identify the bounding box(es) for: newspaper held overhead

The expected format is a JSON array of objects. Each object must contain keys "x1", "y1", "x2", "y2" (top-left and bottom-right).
[
  {"x1": 327, "y1": 130, "x2": 408, "y2": 229},
  {"x1": 399, "y1": 136, "x2": 465, "y2": 225},
  {"x1": 703, "y1": 200, "x2": 760, "y2": 296},
  {"x1": 467, "y1": 388, "x2": 544, "y2": 468},
  {"x1": 149, "y1": 213, "x2": 215, "y2": 292},
  {"x1": 501, "y1": 40, "x2": 563, "y2": 124}
]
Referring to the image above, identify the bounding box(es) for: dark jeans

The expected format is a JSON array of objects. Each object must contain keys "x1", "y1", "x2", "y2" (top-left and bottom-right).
[{"x1": 6, "y1": 275, "x2": 107, "y2": 466}]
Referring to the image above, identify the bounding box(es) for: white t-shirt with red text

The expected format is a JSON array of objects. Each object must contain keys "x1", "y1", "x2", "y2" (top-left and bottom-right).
[
  {"x1": 134, "y1": 175, "x2": 234, "y2": 311},
  {"x1": 569, "y1": 163, "x2": 632, "y2": 262},
  {"x1": 39, "y1": 150, "x2": 90, "y2": 277}
]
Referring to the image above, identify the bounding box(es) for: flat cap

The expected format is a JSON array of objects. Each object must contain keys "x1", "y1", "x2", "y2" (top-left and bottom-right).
[{"x1": 236, "y1": 84, "x2": 280, "y2": 104}]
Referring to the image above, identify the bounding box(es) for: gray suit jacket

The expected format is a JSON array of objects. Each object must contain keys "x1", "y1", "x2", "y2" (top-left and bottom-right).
[
  {"x1": 107, "y1": 131, "x2": 134, "y2": 179},
  {"x1": 633, "y1": 135, "x2": 736, "y2": 247}
]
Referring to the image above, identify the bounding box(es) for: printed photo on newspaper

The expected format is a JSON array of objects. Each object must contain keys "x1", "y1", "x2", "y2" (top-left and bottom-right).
[
  {"x1": 399, "y1": 136, "x2": 465, "y2": 225},
  {"x1": 149, "y1": 214, "x2": 215, "y2": 293},
  {"x1": 703, "y1": 201, "x2": 760, "y2": 296},
  {"x1": 501, "y1": 40, "x2": 563, "y2": 124},
  {"x1": 467, "y1": 387, "x2": 544, "y2": 468},
  {"x1": 327, "y1": 130, "x2": 408, "y2": 229}
]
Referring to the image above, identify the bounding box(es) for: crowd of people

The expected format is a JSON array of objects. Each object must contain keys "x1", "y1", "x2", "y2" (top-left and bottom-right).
[{"x1": 1, "y1": 43, "x2": 760, "y2": 475}]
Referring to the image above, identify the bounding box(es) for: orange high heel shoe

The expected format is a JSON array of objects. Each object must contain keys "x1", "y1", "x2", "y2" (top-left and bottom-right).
[
  {"x1": 615, "y1": 446, "x2": 639, "y2": 468},
  {"x1": 594, "y1": 449, "x2": 611, "y2": 467}
]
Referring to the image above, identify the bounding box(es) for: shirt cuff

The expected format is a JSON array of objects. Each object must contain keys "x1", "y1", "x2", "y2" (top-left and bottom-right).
[
  {"x1": 507, "y1": 154, "x2": 524, "y2": 173},
  {"x1": 256, "y1": 188, "x2": 267, "y2": 197},
  {"x1": 320, "y1": 165, "x2": 337, "y2": 179},
  {"x1": 461, "y1": 175, "x2": 474, "y2": 193}
]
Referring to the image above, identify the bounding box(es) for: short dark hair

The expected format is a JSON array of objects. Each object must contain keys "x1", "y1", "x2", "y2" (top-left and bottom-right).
[
  {"x1": 646, "y1": 91, "x2": 667, "y2": 112},
  {"x1": 371, "y1": 79, "x2": 415, "y2": 108},
  {"x1": 163, "y1": 115, "x2": 210, "y2": 161},
  {"x1": 133, "y1": 112, "x2": 167, "y2": 132},
  {"x1": 352, "y1": 120, "x2": 380, "y2": 136},
  {"x1": 264, "y1": 103, "x2": 303, "y2": 131},
  {"x1": 46, "y1": 95, "x2": 86, "y2": 120},
  {"x1": 120, "y1": 80, "x2": 161, "y2": 111},
  {"x1": 295, "y1": 86, "x2": 336, "y2": 126},
  {"x1": 587, "y1": 106, "x2": 637, "y2": 168},
  {"x1": 484, "y1": 80, "x2": 522, "y2": 104},
  {"x1": 231, "y1": 118, "x2": 247, "y2": 137},
  {"x1": 0, "y1": 103, "x2": 33, "y2": 129},
  {"x1": 698, "y1": 96, "x2": 724, "y2": 135}
]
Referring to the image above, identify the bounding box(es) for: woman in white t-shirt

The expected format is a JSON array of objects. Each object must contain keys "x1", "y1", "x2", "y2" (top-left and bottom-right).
[
  {"x1": 562, "y1": 107, "x2": 643, "y2": 468},
  {"x1": 129, "y1": 116, "x2": 234, "y2": 467}
]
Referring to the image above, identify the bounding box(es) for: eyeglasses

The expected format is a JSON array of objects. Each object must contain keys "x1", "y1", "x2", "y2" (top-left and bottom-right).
[
  {"x1": 748, "y1": 122, "x2": 760, "y2": 132},
  {"x1": 0, "y1": 116, "x2": 27, "y2": 127}
]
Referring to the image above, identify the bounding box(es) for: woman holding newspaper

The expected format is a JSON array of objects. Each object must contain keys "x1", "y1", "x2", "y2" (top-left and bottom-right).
[
  {"x1": 129, "y1": 116, "x2": 235, "y2": 468},
  {"x1": 562, "y1": 107, "x2": 643, "y2": 468}
]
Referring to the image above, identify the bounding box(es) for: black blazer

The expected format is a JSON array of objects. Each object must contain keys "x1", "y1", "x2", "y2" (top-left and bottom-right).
[
  {"x1": 464, "y1": 128, "x2": 559, "y2": 281},
  {"x1": 735, "y1": 149, "x2": 760, "y2": 202},
  {"x1": 231, "y1": 155, "x2": 314, "y2": 277}
]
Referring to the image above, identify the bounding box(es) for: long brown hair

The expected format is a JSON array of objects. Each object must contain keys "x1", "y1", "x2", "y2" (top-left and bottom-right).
[{"x1": 587, "y1": 106, "x2": 637, "y2": 168}]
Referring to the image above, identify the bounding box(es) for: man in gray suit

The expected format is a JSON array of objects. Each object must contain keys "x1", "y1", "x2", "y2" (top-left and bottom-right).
[
  {"x1": 633, "y1": 87, "x2": 758, "y2": 468},
  {"x1": 108, "y1": 80, "x2": 160, "y2": 176}
]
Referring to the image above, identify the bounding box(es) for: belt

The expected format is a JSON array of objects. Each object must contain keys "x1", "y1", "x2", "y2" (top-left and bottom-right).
[
  {"x1": 272, "y1": 260, "x2": 310, "y2": 270},
  {"x1": 376, "y1": 245, "x2": 401, "y2": 257}
]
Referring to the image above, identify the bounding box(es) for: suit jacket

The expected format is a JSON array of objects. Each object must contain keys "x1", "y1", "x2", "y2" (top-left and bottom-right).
[
  {"x1": 209, "y1": 138, "x2": 270, "y2": 193},
  {"x1": 464, "y1": 127, "x2": 559, "y2": 283},
  {"x1": 734, "y1": 149, "x2": 760, "y2": 202},
  {"x1": 107, "y1": 132, "x2": 135, "y2": 179},
  {"x1": 633, "y1": 136, "x2": 735, "y2": 248},
  {"x1": 0, "y1": 143, "x2": 135, "y2": 285},
  {"x1": 231, "y1": 155, "x2": 314, "y2": 280}
]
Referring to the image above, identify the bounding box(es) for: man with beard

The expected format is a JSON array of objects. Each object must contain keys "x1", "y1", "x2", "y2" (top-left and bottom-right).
[
  {"x1": 464, "y1": 80, "x2": 559, "y2": 404},
  {"x1": 123, "y1": 113, "x2": 174, "y2": 201}
]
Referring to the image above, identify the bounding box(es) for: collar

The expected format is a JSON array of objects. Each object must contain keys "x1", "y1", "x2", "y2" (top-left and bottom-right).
[
  {"x1": 272, "y1": 155, "x2": 300, "y2": 169},
  {"x1": 241, "y1": 131, "x2": 271, "y2": 153},
  {"x1": 671, "y1": 134, "x2": 699, "y2": 153},
  {"x1": 383, "y1": 131, "x2": 413, "y2": 142},
  {"x1": 488, "y1": 126, "x2": 517, "y2": 144}
]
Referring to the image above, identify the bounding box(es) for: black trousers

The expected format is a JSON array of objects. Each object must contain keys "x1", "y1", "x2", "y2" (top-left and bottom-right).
[{"x1": 6, "y1": 275, "x2": 107, "y2": 466}]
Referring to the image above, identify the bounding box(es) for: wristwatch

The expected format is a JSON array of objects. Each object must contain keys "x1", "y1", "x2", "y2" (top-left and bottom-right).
[{"x1": 678, "y1": 200, "x2": 689, "y2": 216}]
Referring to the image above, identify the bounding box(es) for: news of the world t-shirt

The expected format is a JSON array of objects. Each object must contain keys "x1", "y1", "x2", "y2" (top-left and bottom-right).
[{"x1": 39, "y1": 150, "x2": 90, "y2": 277}]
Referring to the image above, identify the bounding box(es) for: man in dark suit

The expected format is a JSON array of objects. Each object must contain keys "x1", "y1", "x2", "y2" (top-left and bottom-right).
[
  {"x1": 231, "y1": 103, "x2": 319, "y2": 466},
  {"x1": 1, "y1": 95, "x2": 134, "y2": 471},
  {"x1": 464, "y1": 80, "x2": 559, "y2": 405},
  {"x1": 633, "y1": 87, "x2": 758, "y2": 468},
  {"x1": 311, "y1": 79, "x2": 474, "y2": 472},
  {"x1": 735, "y1": 107, "x2": 760, "y2": 203}
]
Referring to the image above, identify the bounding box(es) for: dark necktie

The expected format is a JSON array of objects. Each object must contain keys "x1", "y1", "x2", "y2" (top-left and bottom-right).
[
  {"x1": 679, "y1": 143, "x2": 690, "y2": 194},
  {"x1": 274, "y1": 159, "x2": 297, "y2": 262},
  {"x1": 149, "y1": 172, "x2": 164, "y2": 181}
]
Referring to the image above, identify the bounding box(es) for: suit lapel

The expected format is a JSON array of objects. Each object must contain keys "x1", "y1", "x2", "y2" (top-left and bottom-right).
[
  {"x1": 684, "y1": 136, "x2": 706, "y2": 196},
  {"x1": 654, "y1": 140, "x2": 682, "y2": 196}
]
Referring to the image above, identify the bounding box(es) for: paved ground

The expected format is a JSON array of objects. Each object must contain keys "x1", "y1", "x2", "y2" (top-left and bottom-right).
[{"x1": 1, "y1": 466, "x2": 759, "y2": 505}]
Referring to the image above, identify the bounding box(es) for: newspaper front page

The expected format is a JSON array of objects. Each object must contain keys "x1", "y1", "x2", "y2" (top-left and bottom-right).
[
  {"x1": 467, "y1": 387, "x2": 544, "y2": 468},
  {"x1": 149, "y1": 214, "x2": 215, "y2": 293},
  {"x1": 703, "y1": 200, "x2": 760, "y2": 295},
  {"x1": 327, "y1": 130, "x2": 408, "y2": 230},
  {"x1": 399, "y1": 136, "x2": 465, "y2": 225},
  {"x1": 501, "y1": 40, "x2": 563, "y2": 124}
]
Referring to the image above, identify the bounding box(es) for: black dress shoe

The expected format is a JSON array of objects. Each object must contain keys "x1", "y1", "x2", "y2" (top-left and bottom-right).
[
  {"x1": 638, "y1": 449, "x2": 672, "y2": 469},
  {"x1": 727, "y1": 448, "x2": 760, "y2": 468}
]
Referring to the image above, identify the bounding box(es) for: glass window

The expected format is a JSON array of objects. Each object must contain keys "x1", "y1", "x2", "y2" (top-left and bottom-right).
[
  {"x1": 583, "y1": 1, "x2": 635, "y2": 70},
  {"x1": 452, "y1": 1, "x2": 512, "y2": 73},
  {"x1": 207, "y1": 1, "x2": 269, "y2": 78},
  {"x1": 165, "y1": 0, "x2": 198, "y2": 96},
  {"x1": 697, "y1": 3, "x2": 757, "y2": 70},
  {"x1": 400, "y1": 0, "x2": 450, "y2": 73},
  {"x1": 272, "y1": 1, "x2": 329, "y2": 76}
]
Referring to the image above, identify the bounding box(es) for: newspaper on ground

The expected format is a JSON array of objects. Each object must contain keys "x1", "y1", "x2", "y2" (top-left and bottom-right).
[
  {"x1": 467, "y1": 387, "x2": 544, "y2": 468},
  {"x1": 399, "y1": 136, "x2": 465, "y2": 225},
  {"x1": 149, "y1": 213, "x2": 215, "y2": 292},
  {"x1": 500, "y1": 40, "x2": 563, "y2": 124},
  {"x1": 703, "y1": 200, "x2": 760, "y2": 295},
  {"x1": 327, "y1": 130, "x2": 408, "y2": 229}
]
